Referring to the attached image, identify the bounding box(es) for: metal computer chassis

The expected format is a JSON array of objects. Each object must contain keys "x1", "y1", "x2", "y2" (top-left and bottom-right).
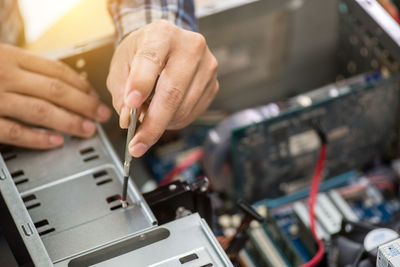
[{"x1": 0, "y1": 125, "x2": 231, "y2": 266}]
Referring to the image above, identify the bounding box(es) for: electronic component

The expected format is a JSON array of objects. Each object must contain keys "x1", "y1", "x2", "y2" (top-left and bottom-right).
[
  {"x1": 204, "y1": 0, "x2": 400, "y2": 202},
  {"x1": 328, "y1": 190, "x2": 359, "y2": 222},
  {"x1": 143, "y1": 177, "x2": 212, "y2": 225},
  {"x1": 230, "y1": 72, "x2": 400, "y2": 201},
  {"x1": 247, "y1": 221, "x2": 289, "y2": 267},
  {"x1": 377, "y1": 238, "x2": 400, "y2": 267},
  {"x1": 232, "y1": 166, "x2": 400, "y2": 267}
]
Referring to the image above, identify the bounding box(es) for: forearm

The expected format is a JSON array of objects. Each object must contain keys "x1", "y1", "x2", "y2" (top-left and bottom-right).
[{"x1": 107, "y1": 0, "x2": 197, "y2": 42}]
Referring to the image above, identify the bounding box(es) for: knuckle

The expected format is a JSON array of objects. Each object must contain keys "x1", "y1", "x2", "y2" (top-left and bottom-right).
[
  {"x1": 214, "y1": 80, "x2": 220, "y2": 94},
  {"x1": 136, "y1": 48, "x2": 161, "y2": 67},
  {"x1": 31, "y1": 101, "x2": 50, "y2": 121},
  {"x1": 49, "y1": 79, "x2": 65, "y2": 98},
  {"x1": 191, "y1": 33, "x2": 206, "y2": 51},
  {"x1": 176, "y1": 107, "x2": 191, "y2": 122},
  {"x1": 163, "y1": 86, "x2": 184, "y2": 110},
  {"x1": 7, "y1": 123, "x2": 22, "y2": 141},
  {"x1": 154, "y1": 19, "x2": 174, "y2": 31},
  {"x1": 54, "y1": 61, "x2": 69, "y2": 77},
  {"x1": 209, "y1": 81, "x2": 220, "y2": 99},
  {"x1": 210, "y1": 56, "x2": 219, "y2": 73},
  {"x1": 142, "y1": 128, "x2": 161, "y2": 145}
]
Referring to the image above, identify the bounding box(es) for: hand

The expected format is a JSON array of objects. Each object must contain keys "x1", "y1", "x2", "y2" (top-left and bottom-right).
[
  {"x1": 0, "y1": 44, "x2": 111, "y2": 149},
  {"x1": 107, "y1": 20, "x2": 219, "y2": 157}
]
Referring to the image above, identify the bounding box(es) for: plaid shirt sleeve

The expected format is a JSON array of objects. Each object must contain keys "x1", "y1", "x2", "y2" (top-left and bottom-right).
[{"x1": 107, "y1": 0, "x2": 197, "y2": 43}]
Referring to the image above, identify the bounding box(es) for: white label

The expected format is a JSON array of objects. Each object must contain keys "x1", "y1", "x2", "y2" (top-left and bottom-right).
[{"x1": 289, "y1": 130, "x2": 320, "y2": 157}]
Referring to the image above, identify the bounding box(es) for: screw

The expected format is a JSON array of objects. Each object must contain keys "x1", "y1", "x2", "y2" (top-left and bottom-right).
[{"x1": 169, "y1": 184, "x2": 177, "y2": 191}]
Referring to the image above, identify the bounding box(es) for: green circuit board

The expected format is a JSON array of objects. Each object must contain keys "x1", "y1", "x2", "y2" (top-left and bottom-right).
[{"x1": 231, "y1": 74, "x2": 400, "y2": 201}]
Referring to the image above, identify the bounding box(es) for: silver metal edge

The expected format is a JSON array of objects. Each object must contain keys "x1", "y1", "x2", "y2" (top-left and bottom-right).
[
  {"x1": 199, "y1": 216, "x2": 233, "y2": 266},
  {"x1": 354, "y1": 0, "x2": 400, "y2": 47},
  {"x1": 0, "y1": 154, "x2": 53, "y2": 267}
]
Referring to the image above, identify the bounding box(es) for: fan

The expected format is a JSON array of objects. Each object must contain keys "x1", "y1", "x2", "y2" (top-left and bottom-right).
[{"x1": 327, "y1": 220, "x2": 399, "y2": 267}]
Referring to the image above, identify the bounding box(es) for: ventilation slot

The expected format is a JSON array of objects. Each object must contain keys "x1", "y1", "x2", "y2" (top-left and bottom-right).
[
  {"x1": 11, "y1": 170, "x2": 24, "y2": 178},
  {"x1": 106, "y1": 194, "x2": 121, "y2": 203},
  {"x1": 3, "y1": 153, "x2": 17, "y2": 161},
  {"x1": 80, "y1": 147, "x2": 94, "y2": 155},
  {"x1": 110, "y1": 203, "x2": 125, "y2": 211},
  {"x1": 34, "y1": 219, "x2": 49, "y2": 228},
  {"x1": 14, "y1": 178, "x2": 29, "y2": 185},
  {"x1": 23, "y1": 194, "x2": 40, "y2": 210},
  {"x1": 96, "y1": 178, "x2": 112, "y2": 186},
  {"x1": 200, "y1": 264, "x2": 213, "y2": 267},
  {"x1": 11, "y1": 170, "x2": 29, "y2": 185},
  {"x1": 34, "y1": 219, "x2": 55, "y2": 236},
  {"x1": 26, "y1": 203, "x2": 41, "y2": 210},
  {"x1": 83, "y1": 155, "x2": 99, "y2": 162},
  {"x1": 93, "y1": 170, "x2": 107, "y2": 179},
  {"x1": 179, "y1": 253, "x2": 199, "y2": 264},
  {"x1": 1, "y1": 146, "x2": 17, "y2": 161},
  {"x1": 38, "y1": 228, "x2": 55, "y2": 236},
  {"x1": 80, "y1": 147, "x2": 100, "y2": 162},
  {"x1": 22, "y1": 194, "x2": 36, "y2": 203},
  {"x1": 0, "y1": 145, "x2": 13, "y2": 153}
]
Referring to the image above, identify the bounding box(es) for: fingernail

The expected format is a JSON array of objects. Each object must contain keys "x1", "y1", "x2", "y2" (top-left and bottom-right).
[
  {"x1": 129, "y1": 142, "x2": 149, "y2": 157},
  {"x1": 97, "y1": 104, "x2": 111, "y2": 120},
  {"x1": 82, "y1": 120, "x2": 96, "y2": 133},
  {"x1": 119, "y1": 106, "x2": 129, "y2": 128},
  {"x1": 125, "y1": 90, "x2": 142, "y2": 108},
  {"x1": 49, "y1": 135, "x2": 64, "y2": 146}
]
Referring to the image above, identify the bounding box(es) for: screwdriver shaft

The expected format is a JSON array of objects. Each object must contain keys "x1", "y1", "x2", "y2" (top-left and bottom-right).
[{"x1": 121, "y1": 109, "x2": 137, "y2": 208}]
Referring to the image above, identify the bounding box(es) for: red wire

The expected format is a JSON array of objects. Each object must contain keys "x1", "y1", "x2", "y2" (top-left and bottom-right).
[
  {"x1": 299, "y1": 144, "x2": 326, "y2": 267},
  {"x1": 158, "y1": 149, "x2": 203, "y2": 186}
]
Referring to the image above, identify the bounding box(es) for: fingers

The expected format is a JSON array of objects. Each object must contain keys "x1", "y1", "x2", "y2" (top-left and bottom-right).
[
  {"x1": 170, "y1": 52, "x2": 218, "y2": 129},
  {"x1": 124, "y1": 21, "x2": 175, "y2": 110},
  {"x1": 0, "y1": 118, "x2": 64, "y2": 149},
  {"x1": 184, "y1": 80, "x2": 219, "y2": 127},
  {"x1": 106, "y1": 20, "x2": 219, "y2": 158},
  {"x1": 0, "y1": 93, "x2": 97, "y2": 138},
  {"x1": 124, "y1": 49, "x2": 168, "y2": 109},
  {"x1": 11, "y1": 70, "x2": 111, "y2": 122},
  {"x1": 15, "y1": 48, "x2": 92, "y2": 93},
  {"x1": 128, "y1": 57, "x2": 198, "y2": 157},
  {"x1": 170, "y1": 78, "x2": 218, "y2": 130}
]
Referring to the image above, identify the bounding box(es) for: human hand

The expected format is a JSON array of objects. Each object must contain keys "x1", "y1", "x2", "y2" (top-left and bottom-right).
[
  {"x1": 0, "y1": 44, "x2": 111, "y2": 149},
  {"x1": 107, "y1": 20, "x2": 219, "y2": 157}
]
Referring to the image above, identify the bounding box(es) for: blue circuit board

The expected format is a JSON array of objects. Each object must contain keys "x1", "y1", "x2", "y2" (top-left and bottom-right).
[
  {"x1": 273, "y1": 212, "x2": 311, "y2": 262},
  {"x1": 249, "y1": 169, "x2": 400, "y2": 267}
]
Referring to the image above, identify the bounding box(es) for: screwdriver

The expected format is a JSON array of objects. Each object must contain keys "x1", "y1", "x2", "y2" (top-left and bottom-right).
[{"x1": 121, "y1": 108, "x2": 137, "y2": 208}]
